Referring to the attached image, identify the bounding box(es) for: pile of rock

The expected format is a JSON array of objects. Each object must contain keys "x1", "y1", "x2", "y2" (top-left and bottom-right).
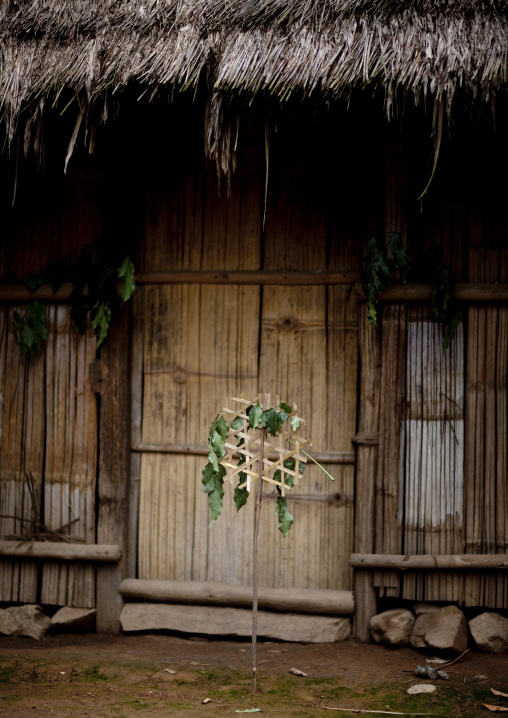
[
  {"x1": 0, "y1": 605, "x2": 96, "y2": 639},
  {"x1": 369, "y1": 605, "x2": 508, "y2": 653}
]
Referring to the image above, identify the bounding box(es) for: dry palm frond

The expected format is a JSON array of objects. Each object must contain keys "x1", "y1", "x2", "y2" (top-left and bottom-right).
[{"x1": 1, "y1": 0, "x2": 507, "y2": 170}]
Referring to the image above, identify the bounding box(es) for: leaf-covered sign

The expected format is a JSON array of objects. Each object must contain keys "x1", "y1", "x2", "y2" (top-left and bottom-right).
[{"x1": 202, "y1": 397, "x2": 317, "y2": 536}]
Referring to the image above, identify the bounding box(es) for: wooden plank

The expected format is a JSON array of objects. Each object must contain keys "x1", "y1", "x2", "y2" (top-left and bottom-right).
[
  {"x1": 119, "y1": 579, "x2": 354, "y2": 614},
  {"x1": 4, "y1": 280, "x2": 508, "y2": 302},
  {"x1": 354, "y1": 303, "x2": 381, "y2": 641},
  {"x1": 0, "y1": 541, "x2": 121, "y2": 562},
  {"x1": 350, "y1": 554, "x2": 508, "y2": 570},
  {"x1": 40, "y1": 306, "x2": 97, "y2": 608},
  {"x1": 374, "y1": 303, "x2": 406, "y2": 597},
  {"x1": 120, "y1": 603, "x2": 351, "y2": 643},
  {"x1": 95, "y1": 308, "x2": 131, "y2": 633}
]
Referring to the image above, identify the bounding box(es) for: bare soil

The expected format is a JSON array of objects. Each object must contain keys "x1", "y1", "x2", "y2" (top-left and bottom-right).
[{"x1": 0, "y1": 632, "x2": 506, "y2": 717}]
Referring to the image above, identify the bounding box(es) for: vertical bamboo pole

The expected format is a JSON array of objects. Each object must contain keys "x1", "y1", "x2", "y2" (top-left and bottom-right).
[
  {"x1": 252, "y1": 393, "x2": 269, "y2": 694},
  {"x1": 354, "y1": 303, "x2": 381, "y2": 640},
  {"x1": 251, "y1": 426, "x2": 264, "y2": 695}
]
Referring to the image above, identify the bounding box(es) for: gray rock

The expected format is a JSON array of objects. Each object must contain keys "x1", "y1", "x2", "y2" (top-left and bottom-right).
[
  {"x1": 0, "y1": 605, "x2": 51, "y2": 639},
  {"x1": 411, "y1": 602, "x2": 440, "y2": 617},
  {"x1": 410, "y1": 605, "x2": 468, "y2": 653},
  {"x1": 369, "y1": 609, "x2": 415, "y2": 646},
  {"x1": 469, "y1": 612, "x2": 508, "y2": 653},
  {"x1": 51, "y1": 607, "x2": 96, "y2": 631}
]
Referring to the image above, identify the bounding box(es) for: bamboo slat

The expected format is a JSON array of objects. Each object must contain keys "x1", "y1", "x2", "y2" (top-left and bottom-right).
[
  {"x1": 373, "y1": 303, "x2": 406, "y2": 597},
  {"x1": 0, "y1": 307, "x2": 45, "y2": 602},
  {"x1": 354, "y1": 304, "x2": 381, "y2": 640}
]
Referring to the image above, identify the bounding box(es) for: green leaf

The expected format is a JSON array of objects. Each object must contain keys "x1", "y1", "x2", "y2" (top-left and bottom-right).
[
  {"x1": 211, "y1": 429, "x2": 225, "y2": 459},
  {"x1": 387, "y1": 233, "x2": 410, "y2": 285},
  {"x1": 278, "y1": 402, "x2": 292, "y2": 413},
  {"x1": 290, "y1": 416, "x2": 301, "y2": 431},
  {"x1": 215, "y1": 415, "x2": 229, "y2": 441},
  {"x1": 20, "y1": 323, "x2": 35, "y2": 349},
  {"x1": 201, "y1": 463, "x2": 225, "y2": 525},
  {"x1": 200, "y1": 462, "x2": 216, "y2": 493},
  {"x1": 91, "y1": 301, "x2": 112, "y2": 348},
  {"x1": 231, "y1": 416, "x2": 244, "y2": 430},
  {"x1": 208, "y1": 471, "x2": 225, "y2": 525},
  {"x1": 275, "y1": 496, "x2": 294, "y2": 537},
  {"x1": 234, "y1": 481, "x2": 249, "y2": 511},
  {"x1": 117, "y1": 256, "x2": 136, "y2": 303},
  {"x1": 248, "y1": 403, "x2": 263, "y2": 429},
  {"x1": 260, "y1": 408, "x2": 288, "y2": 436}
]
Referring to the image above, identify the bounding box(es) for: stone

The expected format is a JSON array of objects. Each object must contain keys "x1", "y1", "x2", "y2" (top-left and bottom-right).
[
  {"x1": 369, "y1": 609, "x2": 415, "y2": 646},
  {"x1": 50, "y1": 607, "x2": 97, "y2": 631},
  {"x1": 411, "y1": 602, "x2": 440, "y2": 617},
  {"x1": 120, "y1": 603, "x2": 351, "y2": 643},
  {"x1": 0, "y1": 605, "x2": 51, "y2": 639},
  {"x1": 407, "y1": 684, "x2": 437, "y2": 695},
  {"x1": 410, "y1": 605, "x2": 468, "y2": 653},
  {"x1": 469, "y1": 612, "x2": 508, "y2": 653}
]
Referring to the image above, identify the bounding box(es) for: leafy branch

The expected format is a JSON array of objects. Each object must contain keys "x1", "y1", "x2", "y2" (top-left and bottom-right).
[
  {"x1": 361, "y1": 233, "x2": 409, "y2": 326},
  {"x1": 12, "y1": 240, "x2": 136, "y2": 364},
  {"x1": 361, "y1": 236, "x2": 461, "y2": 349},
  {"x1": 429, "y1": 245, "x2": 461, "y2": 350}
]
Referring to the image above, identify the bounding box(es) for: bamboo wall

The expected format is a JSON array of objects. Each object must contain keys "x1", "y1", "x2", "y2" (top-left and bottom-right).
[
  {"x1": 1, "y1": 103, "x2": 508, "y2": 614},
  {"x1": 0, "y1": 305, "x2": 97, "y2": 606},
  {"x1": 370, "y1": 125, "x2": 508, "y2": 609},
  {"x1": 134, "y1": 121, "x2": 368, "y2": 592}
]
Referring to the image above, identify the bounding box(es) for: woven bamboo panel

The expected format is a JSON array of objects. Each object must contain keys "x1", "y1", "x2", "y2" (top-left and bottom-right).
[
  {"x1": 0, "y1": 307, "x2": 44, "y2": 602},
  {"x1": 40, "y1": 306, "x2": 97, "y2": 608},
  {"x1": 402, "y1": 306, "x2": 465, "y2": 603},
  {"x1": 137, "y1": 284, "x2": 259, "y2": 584},
  {"x1": 0, "y1": 305, "x2": 97, "y2": 606}
]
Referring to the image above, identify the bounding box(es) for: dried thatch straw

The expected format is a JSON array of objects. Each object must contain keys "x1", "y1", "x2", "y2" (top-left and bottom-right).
[{"x1": 1, "y1": 0, "x2": 507, "y2": 170}]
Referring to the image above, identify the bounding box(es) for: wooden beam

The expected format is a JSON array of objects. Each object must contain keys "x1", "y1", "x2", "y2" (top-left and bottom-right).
[
  {"x1": 136, "y1": 270, "x2": 360, "y2": 286},
  {"x1": 350, "y1": 554, "x2": 508, "y2": 570},
  {"x1": 119, "y1": 579, "x2": 355, "y2": 615},
  {"x1": 353, "y1": 304, "x2": 380, "y2": 642},
  {"x1": 131, "y1": 442, "x2": 355, "y2": 465},
  {"x1": 3, "y1": 280, "x2": 508, "y2": 302},
  {"x1": 0, "y1": 540, "x2": 121, "y2": 563},
  {"x1": 95, "y1": 309, "x2": 131, "y2": 634},
  {"x1": 354, "y1": 282, "x2": 508, "y2": 302}
]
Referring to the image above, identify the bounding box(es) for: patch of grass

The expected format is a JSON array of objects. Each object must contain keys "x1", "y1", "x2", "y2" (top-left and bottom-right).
[
  {"x1": 0, "y1": 661, "x2": 18, "y2": 683},
  {"x1": 83, "y1": 665, "x2": 109, "y2": 682}
]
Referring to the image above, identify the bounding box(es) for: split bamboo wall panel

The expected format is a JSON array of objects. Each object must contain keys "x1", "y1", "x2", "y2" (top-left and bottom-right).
[
  {"x1": 136, "y1": 141, "x2": 361, "y2": 592},
  {"x1": 0, "y1": 305, "x2": 97, "y2": 607},
  {"x1": 403, "y1": 307, "x2": 465, "y2": 603}
]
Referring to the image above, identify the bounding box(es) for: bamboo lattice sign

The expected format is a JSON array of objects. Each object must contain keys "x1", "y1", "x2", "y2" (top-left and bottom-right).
[
  {"x1": 221, "y1": 395, "x2": 311, "y2": 497},
  {"x1": 201, "y1": 394, "x2": 313, "y2": 536}
]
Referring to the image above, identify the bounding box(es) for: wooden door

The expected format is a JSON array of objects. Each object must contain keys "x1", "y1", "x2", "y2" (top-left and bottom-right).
[{"x1": 135, "y1": 149, "x2": 359, "y2": 592}]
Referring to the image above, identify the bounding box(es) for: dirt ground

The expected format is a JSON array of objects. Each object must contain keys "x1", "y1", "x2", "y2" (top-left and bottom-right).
[{"x1": 0, "y1": 632, "x2": 507, "y2": 717}]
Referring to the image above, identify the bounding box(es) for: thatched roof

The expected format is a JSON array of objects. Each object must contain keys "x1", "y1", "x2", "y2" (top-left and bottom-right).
[{"x1": 1, "y1": 0, "x2": 508, "y2": 167}]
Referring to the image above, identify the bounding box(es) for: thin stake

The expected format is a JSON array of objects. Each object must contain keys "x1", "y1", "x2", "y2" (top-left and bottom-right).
[{"x1": 251, "y1": 426, "x2": 264, "y2": 695}]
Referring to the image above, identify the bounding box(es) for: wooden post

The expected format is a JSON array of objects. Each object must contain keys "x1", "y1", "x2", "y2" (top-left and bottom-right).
[
  {"x1": 93, "y1": 309, "x2": 131, "y2": 633},
  {"x1": 353, "y1": 304, "x2": 381, "y2": 641}
]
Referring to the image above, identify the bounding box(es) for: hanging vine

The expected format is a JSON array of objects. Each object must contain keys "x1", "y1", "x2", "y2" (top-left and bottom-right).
[
  {"x1": 12, "y1": 239, "x2": 136, "y2": 364},
  {"x1": 361, "y1": 234, "x2": 460, "y2": 349}
]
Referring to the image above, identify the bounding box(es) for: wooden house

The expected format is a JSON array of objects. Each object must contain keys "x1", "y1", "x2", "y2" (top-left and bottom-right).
[{"x1": 0, "y1": 0, "x2": 507, "y2": 640}]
